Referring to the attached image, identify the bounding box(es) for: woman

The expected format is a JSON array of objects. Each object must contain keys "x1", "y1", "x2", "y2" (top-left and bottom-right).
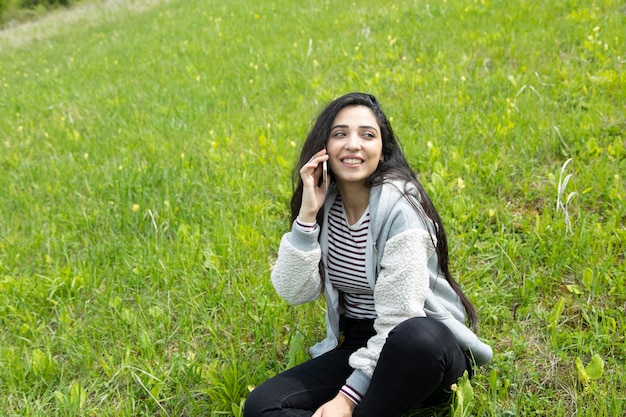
[{"x1": 244, "y1": 93, "x2": 492, "y2": 417}]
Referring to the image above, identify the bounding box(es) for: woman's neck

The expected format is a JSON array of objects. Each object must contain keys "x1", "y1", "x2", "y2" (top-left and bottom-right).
[{"x1": 337, "y1": 182, "x2": 370, "y2": 226}]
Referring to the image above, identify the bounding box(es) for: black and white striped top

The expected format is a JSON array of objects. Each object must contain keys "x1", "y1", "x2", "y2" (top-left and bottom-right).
[{"x1": 327, "y1": 197, "x2": 377, "y2": 319}]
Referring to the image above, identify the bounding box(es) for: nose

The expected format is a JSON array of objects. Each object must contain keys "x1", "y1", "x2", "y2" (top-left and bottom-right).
[{"x1": 345, "y1": 132, "x2": 361, "y2": 150}]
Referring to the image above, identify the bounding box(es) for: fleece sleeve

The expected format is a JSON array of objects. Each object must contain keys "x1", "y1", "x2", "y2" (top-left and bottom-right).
[
  {"x1": 346, "y1": 228, "x2": 435, "y2": 393},
  {"x1": 270, "y1": 221, "x2": 324, "y2": 305}
]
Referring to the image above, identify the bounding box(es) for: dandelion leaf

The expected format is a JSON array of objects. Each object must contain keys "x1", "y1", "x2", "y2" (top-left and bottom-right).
[
  {"x1": 451, "y1": 371, "x2": 474, "y2": 417},
  {"x1": 586, "y1": 354, "x2": 604, "y2": 380},
  {"x1": 575, "y1": 357, "x2": 590, "y2": 386},
  {"x1": 286, "y1": 332, "x2": 307, "y2": 369}
]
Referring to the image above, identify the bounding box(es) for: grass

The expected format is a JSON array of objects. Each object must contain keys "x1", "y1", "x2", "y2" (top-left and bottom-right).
[{"x1": 0, "y1": 0, "x2": 624, "y2": 415}]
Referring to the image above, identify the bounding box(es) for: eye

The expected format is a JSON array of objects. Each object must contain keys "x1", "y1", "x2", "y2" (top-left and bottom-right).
[
  {"x1": 362, "y1": 131, "x2": 376, "y2": 139},
  {"x1": 331, "y1": 130, "x2": 346, "y2": 138}
]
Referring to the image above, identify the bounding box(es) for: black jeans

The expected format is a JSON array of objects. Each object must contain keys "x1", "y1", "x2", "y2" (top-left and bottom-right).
[{"x1": 244, "y1": 316, "x2": 472, "y2": 417}]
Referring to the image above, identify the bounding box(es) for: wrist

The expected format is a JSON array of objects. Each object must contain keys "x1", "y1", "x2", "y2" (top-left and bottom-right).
[
  {"x1": 297, "y1": 213, "x2": 317, "y2": 224},
  {"x1": 337, "y1": 392, "x2": 357, "y2": 411}
]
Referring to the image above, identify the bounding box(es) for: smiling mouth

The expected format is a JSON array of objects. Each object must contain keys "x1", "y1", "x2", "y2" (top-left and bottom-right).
[{"x1": 342, "y1": 158, "x2": 364, "y2": 165}]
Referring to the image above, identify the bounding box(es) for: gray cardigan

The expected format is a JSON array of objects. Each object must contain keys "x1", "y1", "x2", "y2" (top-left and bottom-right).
[{"x1": 271, "y1": 180, "x2": 493, "y2": 396}]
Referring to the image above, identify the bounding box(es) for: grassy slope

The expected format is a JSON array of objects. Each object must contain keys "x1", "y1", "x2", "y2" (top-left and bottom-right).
[{"x1": 0, "y1": 0, "x2": 624, "y2": 415}]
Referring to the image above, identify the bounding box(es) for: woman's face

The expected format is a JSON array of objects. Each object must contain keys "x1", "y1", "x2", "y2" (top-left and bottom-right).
[{"x1": 326, "y1": 105, "x2": 383, "y2": 188}]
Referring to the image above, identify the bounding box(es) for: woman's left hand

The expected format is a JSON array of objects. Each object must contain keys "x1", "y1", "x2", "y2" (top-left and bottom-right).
[{"x1": 312, "y1": 393, "x2": 356, "y2": 417}]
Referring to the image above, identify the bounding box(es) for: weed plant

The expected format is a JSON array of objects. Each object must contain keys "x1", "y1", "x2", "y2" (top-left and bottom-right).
[{"x1": 0, "y1": 0, "x2": 624, "y2": 415}]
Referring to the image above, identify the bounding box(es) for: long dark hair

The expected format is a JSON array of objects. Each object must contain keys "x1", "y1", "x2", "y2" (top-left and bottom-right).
[{"x1": 289, "y1": 92, "x2": 477, "y2": 330}]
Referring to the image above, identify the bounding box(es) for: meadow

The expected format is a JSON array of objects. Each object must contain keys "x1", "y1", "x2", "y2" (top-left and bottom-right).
[{"x1": 0, "y1": 0, "x2": 624, "y2": 415}]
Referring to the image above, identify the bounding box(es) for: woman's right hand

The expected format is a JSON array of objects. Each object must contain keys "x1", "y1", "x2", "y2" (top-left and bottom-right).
[{"x1": 297, "y1": 149, "x2": 329, "y2": 223}]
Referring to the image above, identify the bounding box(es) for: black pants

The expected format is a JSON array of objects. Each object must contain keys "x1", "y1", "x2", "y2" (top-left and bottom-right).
[{"x1": 244, "y1": 316, "x2": 472, "y2": 417}]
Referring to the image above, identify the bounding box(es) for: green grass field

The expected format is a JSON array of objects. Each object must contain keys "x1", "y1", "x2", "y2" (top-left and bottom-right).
[{"x1": 1, "y1": 0, "x2": 624, "y2": 415}]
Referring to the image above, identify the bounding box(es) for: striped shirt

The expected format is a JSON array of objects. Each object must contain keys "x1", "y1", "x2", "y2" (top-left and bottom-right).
[
  {"x1": 295, "y1": 198, "x2": 375, "y2": 405},
  {"x1": 327, "y1": 197, "x2": 377, "y2": 320}
]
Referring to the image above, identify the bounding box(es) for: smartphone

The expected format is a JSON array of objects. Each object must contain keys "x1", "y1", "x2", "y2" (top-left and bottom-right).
[{"x1": 322, "y1": 160, "x2": 328, "y2": 192}]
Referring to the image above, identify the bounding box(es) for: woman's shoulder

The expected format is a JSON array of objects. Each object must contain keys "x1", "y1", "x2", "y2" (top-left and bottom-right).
[
  {"x1": 372, "y1": 179, "x2": 422, "y2": 212},
  {"x1": 370, "y1": 179, "x2": 431, "y2": 235},
  {"x1": 378, "y1": 177, "x2": 420, "y2": 196}
]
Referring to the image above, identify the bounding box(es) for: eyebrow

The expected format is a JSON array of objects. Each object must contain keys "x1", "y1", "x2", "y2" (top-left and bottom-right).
[{"x1": 331, "y1": 124, "x2": 379, "y2": 132}]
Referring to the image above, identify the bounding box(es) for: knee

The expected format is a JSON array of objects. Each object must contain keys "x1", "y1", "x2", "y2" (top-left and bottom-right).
[
  {"x1": 386, "y1": 317, "x2": 455, "y2": 357},
  {"x1": 242, "y1": 387, "x2": 266, "y2": 417}
]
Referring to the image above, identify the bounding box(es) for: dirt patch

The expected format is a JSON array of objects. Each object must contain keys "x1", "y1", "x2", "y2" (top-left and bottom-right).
[{"x1": 0, "y1": 0, "x2": 170, "y2": 50}]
